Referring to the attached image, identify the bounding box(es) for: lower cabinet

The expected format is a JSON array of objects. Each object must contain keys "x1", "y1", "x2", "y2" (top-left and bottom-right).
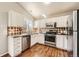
[
  {"x1": 56, "y1": 35, "x2": 64, "y2": 49},
  {"x1": 31, "y1": 34, "x2": 38, "y2": 46},
  {"x1": 31, "y1": 34, "x2": 44, "y2": 46},
  {"x1": 56, "y1": 35, "x2": 72, "y2": 51},
  {"x1": 37, "y1": 34, "x2": 44, "y2": 44},
  {"x1": 63, "y1": 36, "x2": 68, "y2": 50},
  {"x1": 8, "y1": 36, "x2": 22, "y2": 57}
]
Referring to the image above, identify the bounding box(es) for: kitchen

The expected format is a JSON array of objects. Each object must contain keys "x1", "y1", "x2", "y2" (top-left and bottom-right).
[{"x1": 0, "y1": 2, "x2": 78, "y2": 57}]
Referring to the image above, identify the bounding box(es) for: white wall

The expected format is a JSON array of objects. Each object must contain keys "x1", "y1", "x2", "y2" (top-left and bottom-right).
[{"x1": 0, "y1": 2, "x2": 33, "y2": 56}]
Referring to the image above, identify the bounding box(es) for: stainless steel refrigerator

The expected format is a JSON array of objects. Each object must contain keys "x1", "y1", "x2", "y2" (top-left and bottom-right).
[{"x1": 73, "y1": 10, "x2": 77, "y2": 57}]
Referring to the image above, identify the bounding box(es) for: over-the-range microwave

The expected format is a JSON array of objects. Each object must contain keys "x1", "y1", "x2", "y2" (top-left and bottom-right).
[{"x1": 45, "y1": 22, "x2": 56, "y2": 28}]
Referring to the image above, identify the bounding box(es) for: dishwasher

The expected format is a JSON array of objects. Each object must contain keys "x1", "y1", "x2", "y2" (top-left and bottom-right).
[{"x1": 22, "y1": 35, "x2": 30, "y2": 51}]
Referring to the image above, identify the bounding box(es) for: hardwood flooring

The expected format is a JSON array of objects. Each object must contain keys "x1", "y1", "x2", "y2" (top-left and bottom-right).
[
  {"x1": 18, "y1": 43, "x2": 72, "y2": 57},
  {"x1": 3, "y1": 43, "x2": 72, "y2": 57}
]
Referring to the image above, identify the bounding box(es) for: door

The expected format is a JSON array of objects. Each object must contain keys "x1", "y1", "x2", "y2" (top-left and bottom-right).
[{"x1": 0, "y1": 13, "x2": 8, "y2": 56}]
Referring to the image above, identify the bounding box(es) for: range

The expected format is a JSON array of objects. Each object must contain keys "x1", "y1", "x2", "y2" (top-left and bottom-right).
[{"x1": 45, "y1": 30, "x2": 57, "y2": 47}]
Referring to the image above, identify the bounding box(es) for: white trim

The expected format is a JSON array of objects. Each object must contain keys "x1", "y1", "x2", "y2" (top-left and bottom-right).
[{"x1": 0, "y1": 52, "x2": 8, "y2": 57}]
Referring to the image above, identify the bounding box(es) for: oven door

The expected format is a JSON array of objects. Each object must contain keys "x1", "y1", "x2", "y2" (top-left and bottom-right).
[{"x1": 45, "y1": 35, "x2": 56, "y2": 42}]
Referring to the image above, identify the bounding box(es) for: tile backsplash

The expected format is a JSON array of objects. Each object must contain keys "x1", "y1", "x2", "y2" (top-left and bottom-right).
[{"x1": 8, "y1": 26, "x2": 26, "y2": 36}]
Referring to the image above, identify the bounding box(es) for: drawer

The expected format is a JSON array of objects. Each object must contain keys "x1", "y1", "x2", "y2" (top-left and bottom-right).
[
  {"x1": 14, "y1": 49, "x2": 21, "y2": 56},
  {"x1": 14, "y1": 39, "x2": 21, "y2": 45},
  {"x1": 14, "y1": 38, "x2": 21, "y2": 42},
  {"x1": 14, "y1": 44, "x2": 21, "y2": 49},
  {"x1": 13, "y1": 37, "x2": 21, "y2": 41},
  {"x1": 14, "y1": 41, "x2": 21, "y2": 45},
  {"x1": 14, "y1": 47, "x2": 21, "y2": 51}
]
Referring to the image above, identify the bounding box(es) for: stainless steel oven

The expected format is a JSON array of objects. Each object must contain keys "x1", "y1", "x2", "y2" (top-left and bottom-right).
[{"x1": 45, "y1": 32, "x2": 56, "y2": 47}]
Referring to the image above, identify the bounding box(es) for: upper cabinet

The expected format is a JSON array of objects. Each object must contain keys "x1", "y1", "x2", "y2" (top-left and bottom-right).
[
  {"x1": 8, "y1": 11, "x2": 25, "y2": 27},
  {"x1": 34, "y1": 20, "x2": 46, "y2": 28},
  {"x1": 39, "y1": 20, "x2": 46, "y2": 28},
  {"x1": 34, "y1": 20, "x2": 39, "y2": 28},
  {"x1": 34, "y1": 14, "x2": 73, "y2": 29},
  {"x1": 57, "y1": 15, "x2": 72, "y2": 27}
]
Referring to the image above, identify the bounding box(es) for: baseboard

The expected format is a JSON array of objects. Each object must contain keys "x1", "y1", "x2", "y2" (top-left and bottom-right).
[{"x1": 0, "y1": 52, "x2": 8, "y2": 57}]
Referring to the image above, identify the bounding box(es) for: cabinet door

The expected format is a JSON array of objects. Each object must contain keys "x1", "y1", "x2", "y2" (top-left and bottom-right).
[
  {"x1": 67, "y1": 36, "x2": 73, "y2": 51},
  {"x1": 57, "y1": 16, "x2": 68, "y2": 27},
  {"x1": 34, "y1": 21, "x2": 39, "y2": 28},
  {"x1": 13, "y1": 37, "x2": 22, "y2": 56},
  {"x1": 56, "y1": 35, "x2": 64, "y2": 49},
  {"x1": 38, "y1": 34, "x2": 44, "y2": 44},
  {"x1": 39, "y1": 20, "x2": 46, "y2": 28},
  {"x1": 63, "y1": 36, "x2": 68, "y2": 50},
  {"x1": 31, "y1": 35, "x2": 37, "y2": 46},
  {"x1": 57, "y1": 17, "x2": 61, "y2": 27}
]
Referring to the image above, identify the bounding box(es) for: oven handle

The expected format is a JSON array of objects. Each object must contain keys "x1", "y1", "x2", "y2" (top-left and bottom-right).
[{"x1": 45, "y1": 34, "x2": 56, "y2": 36}]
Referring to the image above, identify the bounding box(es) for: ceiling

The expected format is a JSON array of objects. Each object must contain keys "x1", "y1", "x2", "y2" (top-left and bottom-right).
[{"x1": 19, "y1": 2, "x2": 79, "y2": 20}]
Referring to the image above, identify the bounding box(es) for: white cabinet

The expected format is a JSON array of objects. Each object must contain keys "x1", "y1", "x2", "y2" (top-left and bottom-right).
[
  {"x1": 63, "y1": 36, "x2": 68, "y2": 50},
  {"x1": 63, "y1": 36, "x2": 72, "y2": 51},
  {"x1": 37, "y1": 34, "x2": 44, "y2": 44},
  {"x1": 34, "y1": 21, "x2": 39, "y2": 28},
  {"x1": 8, "y1": 11, "x2": 24, "y2": 27},
  {"x1": 31, "y1": 34, "x2": 38, "y2": 46},
  {"x1": 8, "y1": 36, "x2": 22, "y2": 57},
  {"x1": 56, "y1": 35, "x2": 66, "y2": 50},
  {"x1": 56, "y1": 17, "x2": 62, "y2": 27},
  {"x1": 56, "y1": 35, "x2": 64, "y2": 49},
  {"x1": 57, "y1": 15, "x2": 72, "y2": 27},
  {"x1": 67, "y1": 36, "x2": 73, "y2": 51},
  {"x1": 56, "y1": 35, "x2": 72, "y2": 51},
  {"x1": 31, "y1": 34, "x2": 44, "y2": 46},
  {"x1": 38, "y1": 20, "x2": 46, "y2": 28},
  {"x1": 57, "y1": 16, "x2": 67, "y2": 27}
]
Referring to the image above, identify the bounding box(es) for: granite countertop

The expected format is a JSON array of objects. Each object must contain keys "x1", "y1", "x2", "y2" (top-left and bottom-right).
[{"x1": 8, "y1": 33, "x2": 30, "y2": 38}]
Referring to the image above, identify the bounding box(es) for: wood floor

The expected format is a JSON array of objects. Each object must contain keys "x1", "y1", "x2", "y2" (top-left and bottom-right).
[
  {"x1": 3, "y1": 43, "x2": 72, "y2": 57},
  {"x1": 18, "y1": 43, "x2": 72, "y2": 57}
]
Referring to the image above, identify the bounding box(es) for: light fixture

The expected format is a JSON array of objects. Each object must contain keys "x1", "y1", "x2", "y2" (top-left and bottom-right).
[
  {"x1": 43, "y1": 2, "x2": 51, "y2": 4},
  {"x1": 42, "y1": 14, "x2": 47, "y2": 18}
]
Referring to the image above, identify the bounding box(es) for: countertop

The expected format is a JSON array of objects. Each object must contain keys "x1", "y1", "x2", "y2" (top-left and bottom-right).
[
  {"x1": 8, "y1": 32, "x2": 72, "y2": 38},
  {"x1": 8, "y1": 33, "x2": 30, "y2": 38}
]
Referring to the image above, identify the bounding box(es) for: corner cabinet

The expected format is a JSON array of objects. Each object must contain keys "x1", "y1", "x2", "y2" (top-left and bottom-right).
[
  {"x1": 8, "y1": 36, "x2": 22, "y2": 57},
  {"x1": 31, "y1": 34, "x2": 38, "y2": 46},
  {"x1": 31, "y1": 34, "x2": 44, "y2": 46}
]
